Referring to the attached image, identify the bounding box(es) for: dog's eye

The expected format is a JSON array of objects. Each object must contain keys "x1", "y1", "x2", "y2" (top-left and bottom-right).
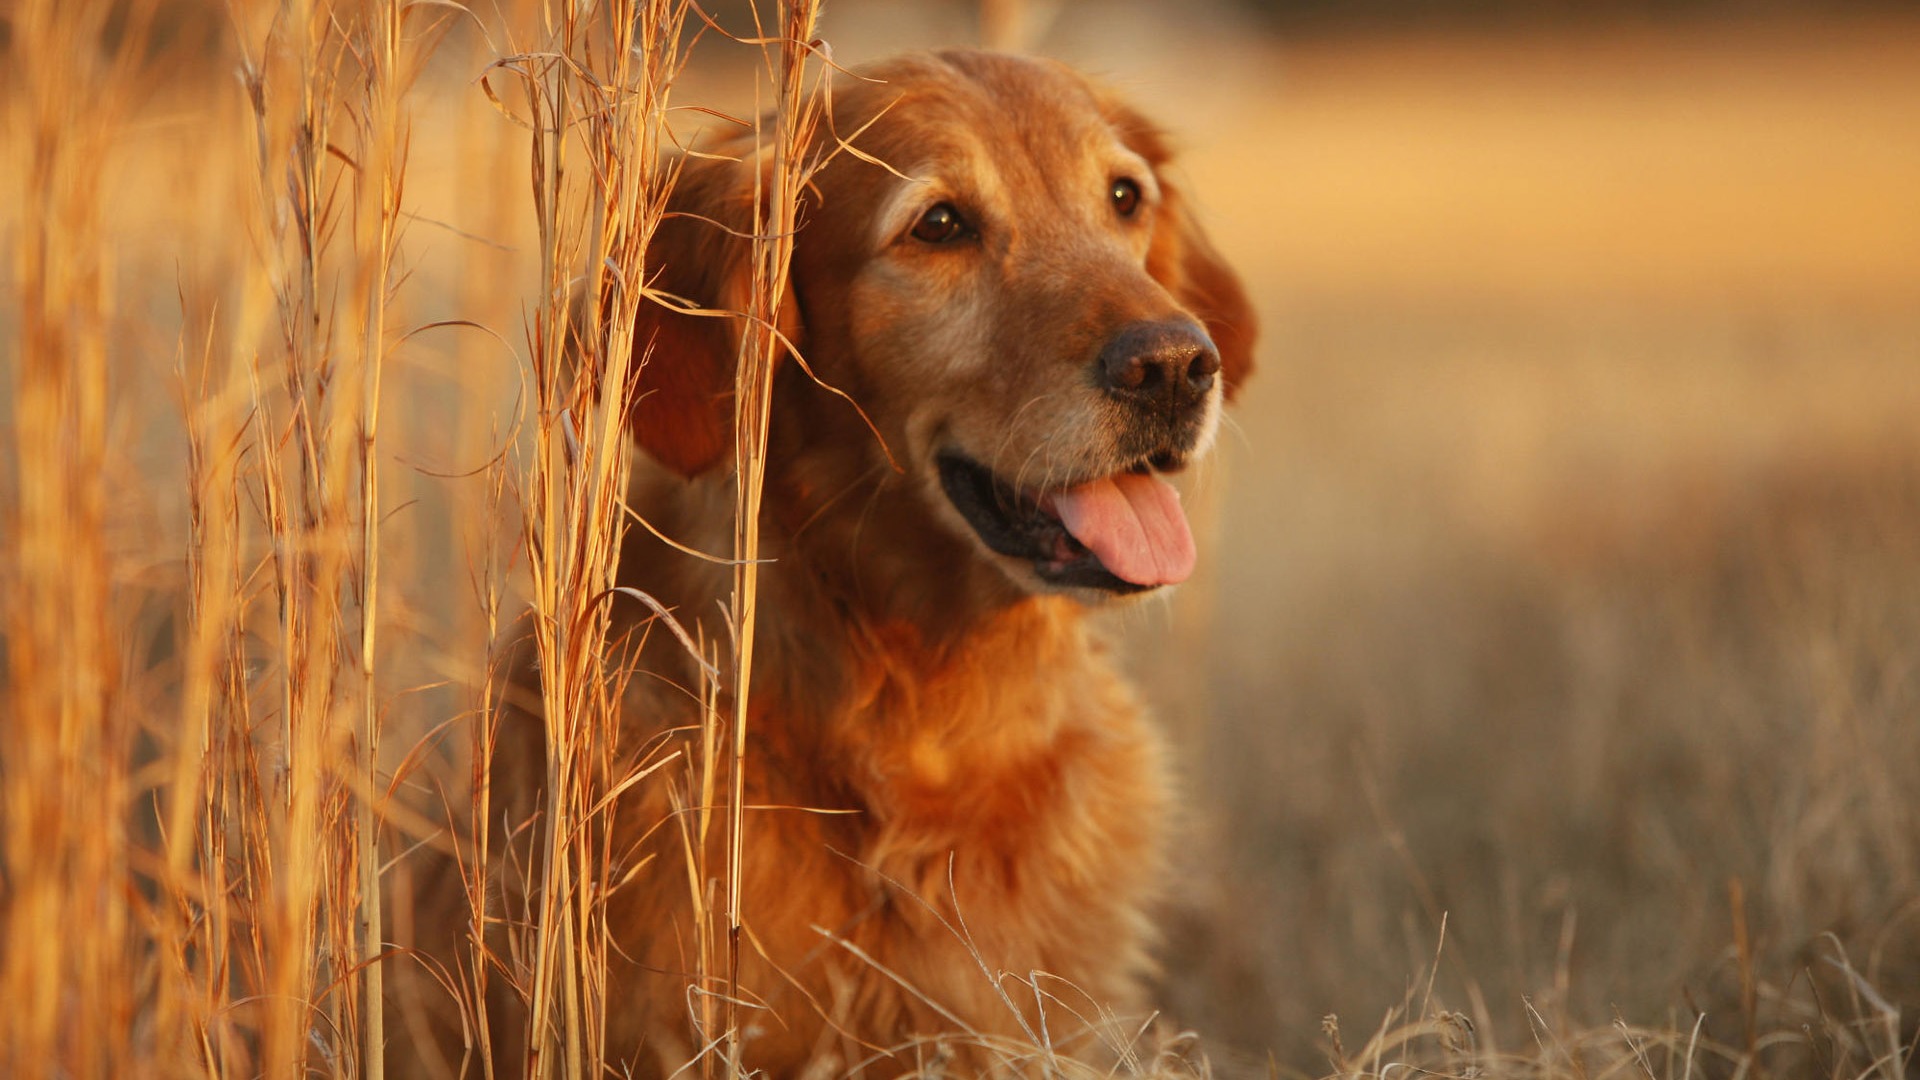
[
  {"x1": 911, "y1": 203, "x2": 969, "y2": 244},
  {"x1": 1110, "y1": 178, "x2": 1142, "y2": 218}
]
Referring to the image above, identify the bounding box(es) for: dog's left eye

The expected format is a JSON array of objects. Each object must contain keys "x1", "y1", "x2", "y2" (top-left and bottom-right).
[
  {"x1": 911, "y1": 203, "x2": 970, "y2": 244},
  {"x1": 1110, "y1": 178, "x2": 1142, "y2": 218}
]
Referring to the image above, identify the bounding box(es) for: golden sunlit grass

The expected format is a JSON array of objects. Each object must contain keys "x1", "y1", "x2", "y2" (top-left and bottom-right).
[
  {"x1": 3, "y1": 1, "x2": 1918, "y2": 1078},
  {"x1": 1169, "y1": 309, "x2": 1920, "y2": 1076},
  {"x1": 3, "y1": 0, "x2": 832, "y2": 1075},
  {"x1": 5, "y1": 0, "x2": 133, "y2": 1072}
]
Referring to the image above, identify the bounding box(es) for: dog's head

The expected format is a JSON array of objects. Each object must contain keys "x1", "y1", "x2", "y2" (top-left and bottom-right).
[{"x1": 626, "y1": 49, "x2": 1256, "y2": 599}]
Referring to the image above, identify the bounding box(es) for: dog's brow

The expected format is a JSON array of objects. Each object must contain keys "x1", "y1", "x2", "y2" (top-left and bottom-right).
[{"x1": 866, "y1": 140, "x2": 1007, "y2": 250}]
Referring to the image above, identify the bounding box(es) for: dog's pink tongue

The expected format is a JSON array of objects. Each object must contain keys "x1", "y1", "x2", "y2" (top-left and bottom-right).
[{"x1": 1050, "y1": 471, "x2": 1196, "y2": 586}]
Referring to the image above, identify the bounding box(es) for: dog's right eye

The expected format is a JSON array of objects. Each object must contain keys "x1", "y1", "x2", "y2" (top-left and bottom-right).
[{"x1": 910, "y1": 203, "x2": 970, "y2": 244}]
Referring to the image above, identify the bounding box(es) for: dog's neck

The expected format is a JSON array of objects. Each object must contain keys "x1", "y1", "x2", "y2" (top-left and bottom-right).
[
  {"x1": 755, "y1": 456, "x2": 1094, "y2": 719},
  {"x1": 753, "y1": 530, "x2": 1112, "y2": 800},
  {"x1": 619, "y1": 443, "x2": 1101, "y2": 740}
]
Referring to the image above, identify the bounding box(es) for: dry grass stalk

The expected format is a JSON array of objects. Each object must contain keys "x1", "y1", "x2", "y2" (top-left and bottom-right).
[
  {"x1": 722, "y1": 0, "x2": 825, "y2": 1070},
  {"x1": 140, "y1": 1, "x2": 435, "y2": 1075},
  {"x1": 484, "y1": 3, "x2": 706, "y2": 1075},
  {"x1": 240, "y1": 1, "x2": 428, "y2": 1072},
  {"x1": 485, "y1": 3, "x2": 834, "y2": 1073},
  {"x1": 1, "y1": 0, "x2": 153, "y2": 1074}
]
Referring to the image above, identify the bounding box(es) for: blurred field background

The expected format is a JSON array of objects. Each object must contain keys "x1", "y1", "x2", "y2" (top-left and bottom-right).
[{"x1": 3, "y1": 0, "x2": 1918, "y2": 1076}]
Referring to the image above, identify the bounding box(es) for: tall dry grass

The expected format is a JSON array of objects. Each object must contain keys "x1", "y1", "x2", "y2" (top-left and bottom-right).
[
  {"x1": 4, "y1": 0, "x2": 143, "y2": 1073},
  {"x1": 1, "y1": 0, "x2": 827, "y2": 1076}
]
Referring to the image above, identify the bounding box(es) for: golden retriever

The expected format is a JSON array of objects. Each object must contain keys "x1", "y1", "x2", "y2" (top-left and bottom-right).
[{"x1": 510, "y1": 47, "x2": 1253, "y2": 1077}]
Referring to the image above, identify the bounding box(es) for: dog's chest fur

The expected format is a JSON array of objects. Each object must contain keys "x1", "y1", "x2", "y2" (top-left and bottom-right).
[{"x1": 604, "y1": 479, "x2": 1169, "y2": 1074}]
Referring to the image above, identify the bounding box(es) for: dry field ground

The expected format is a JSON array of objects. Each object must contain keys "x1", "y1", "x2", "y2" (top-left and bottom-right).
[{"x1": 2, "y1": 0, "x2": 1917, "y2": 1076}]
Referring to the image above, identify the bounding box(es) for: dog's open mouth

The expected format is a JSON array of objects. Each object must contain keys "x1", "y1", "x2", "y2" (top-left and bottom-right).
[{"x1": 936, "y1": 450, "x2": 1197, "y2": 594}]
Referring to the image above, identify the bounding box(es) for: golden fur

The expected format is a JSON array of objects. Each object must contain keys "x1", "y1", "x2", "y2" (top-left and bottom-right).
[{"x1": 484, "y1": 48, "x2": 1255, "y2": 1078}]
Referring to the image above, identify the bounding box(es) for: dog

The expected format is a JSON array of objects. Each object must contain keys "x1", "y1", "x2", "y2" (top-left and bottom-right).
[{"x1": 530, "y1": 47, "x2": 1254, "y2": 1077}]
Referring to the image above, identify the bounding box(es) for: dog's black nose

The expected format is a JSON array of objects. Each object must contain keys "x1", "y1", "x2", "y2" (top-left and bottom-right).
[{"x1": 1096, "y1": 321, "x2": 1219, "y2": 413}]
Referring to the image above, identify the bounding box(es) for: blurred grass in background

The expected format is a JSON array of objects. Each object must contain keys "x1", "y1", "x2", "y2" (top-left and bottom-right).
[{"x1": 1072, "y1": 7, "x2": 1920, "y2": 1073}]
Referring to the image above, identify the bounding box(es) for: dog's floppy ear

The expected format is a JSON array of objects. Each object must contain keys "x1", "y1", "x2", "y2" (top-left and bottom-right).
[
  {"x1": 1107, "y1": 103, "x2": 1258, "y2": 401},
  {"x1": 623, "y1": 149, "x2": 803, "y2": 477}
]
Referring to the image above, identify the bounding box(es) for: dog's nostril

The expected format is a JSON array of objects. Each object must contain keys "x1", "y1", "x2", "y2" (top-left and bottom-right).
[
  {"x1": 1189, "y1": 349, "x2": 1220, "y2": 382},
  {"x1": 1127, "y1": 354, "x2": 1173, "y2": 391},
  {"x1": 1183, "y1": 350, "x2": 1219, "y2": 394}
]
